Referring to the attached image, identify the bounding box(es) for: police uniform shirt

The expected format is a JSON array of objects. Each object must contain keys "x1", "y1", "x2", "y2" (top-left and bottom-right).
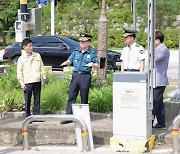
[
  {"x1": 68, "y1": 47, "x2": 98, "y2": 73},
  {"x1": 121, "y1": 42, "x2": 145, "y2": 70}
]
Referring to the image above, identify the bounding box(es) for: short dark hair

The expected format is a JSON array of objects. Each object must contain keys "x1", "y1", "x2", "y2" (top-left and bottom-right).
[
  {"x1": 155, "y1": 31, "x2": 164, "y2": 43},
  {"x1": 131, "y1": 34, "x2": 136, "y2": 39},
  {"x1": 21, "y1": 38, "x2": 32, "y2": 49}
]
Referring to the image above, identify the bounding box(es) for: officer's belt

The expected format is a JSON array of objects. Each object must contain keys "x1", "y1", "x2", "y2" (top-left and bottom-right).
[
  {"x1": 74, "y1": 71, "x2": 90, "y2": 74},
  {"x1": 124, "y1": 69, "x2": 140, "y2": 72}
]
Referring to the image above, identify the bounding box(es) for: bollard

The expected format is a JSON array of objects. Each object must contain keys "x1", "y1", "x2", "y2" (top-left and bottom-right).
[
  {"x1": 81, "y1": 129, "x2": 89, "y2": 152},
  {"x1": 171, "y1": 114, "x2": 180, "y2": 154},
  {"x1": 22, "y1": 115, "x2": 89, "y2": 151}
]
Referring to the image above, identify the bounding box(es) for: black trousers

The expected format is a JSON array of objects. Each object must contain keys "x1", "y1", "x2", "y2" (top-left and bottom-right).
[
  {"x1": 153, "y1": 86, "x2": 166, "y2": 127},
  {"x1": 66, "y1": 73, "x2": 91, "y2": 114},
  {"x1": 24, "y1": 82, "x2": 41, "y2": 117}
]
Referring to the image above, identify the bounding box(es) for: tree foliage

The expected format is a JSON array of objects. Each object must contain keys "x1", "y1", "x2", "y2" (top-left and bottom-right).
[{"x1": 0, "y1": 0, "x2": 179, "y2": 48}]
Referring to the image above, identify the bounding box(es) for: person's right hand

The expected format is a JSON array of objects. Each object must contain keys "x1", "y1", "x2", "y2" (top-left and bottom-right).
[
  {"x1": 60, "y1": 61, "x2": 67, "y2": 67},
  {"x1": 21, "y1": 84, "x2": 27, "y2": 91}
]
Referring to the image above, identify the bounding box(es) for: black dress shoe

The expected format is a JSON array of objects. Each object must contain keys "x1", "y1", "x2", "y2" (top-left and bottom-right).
[
  {"x1": 60, "y1": 120, "x2": 73, "y2": 124},
  {"x1": 153, "y1": 123, "x2": 166, "y2": 130}
]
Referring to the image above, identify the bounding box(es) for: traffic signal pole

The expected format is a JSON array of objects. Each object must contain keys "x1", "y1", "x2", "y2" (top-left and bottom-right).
[
  {"x1": 20, "y1": 0, "x2": 30, "y2": 38},
  {"x1": 20, "y1": 0, "x2": 28, "y2": 22}
]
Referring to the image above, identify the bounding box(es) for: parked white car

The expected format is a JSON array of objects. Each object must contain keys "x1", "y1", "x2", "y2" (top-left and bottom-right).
[{"x1": 0, "y1": 49, "x2": 4, "y2": 61}]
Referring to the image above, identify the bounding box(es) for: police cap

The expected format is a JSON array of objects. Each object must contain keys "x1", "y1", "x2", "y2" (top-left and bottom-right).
[
  {"x1": 123, "y1": 29, "x2": 137, "y2": 38},
  {"x1": 79, "y1": 33, "x2": 92, "y2": 41}
]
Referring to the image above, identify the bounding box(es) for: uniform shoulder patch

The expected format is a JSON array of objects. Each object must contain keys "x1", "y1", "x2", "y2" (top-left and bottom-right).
[
  {"x1": 139, "y1": 50, "x2": 144, "y2": 54},
  {"x1": 135, "y1": 44, "x2": 140, "y2": 47},
  {"x1": 135, "y1": 44, "x2": 144, "y2": 54},
  {"x1": 89, "y1": 48, "x2": 96, "y2": 53}
]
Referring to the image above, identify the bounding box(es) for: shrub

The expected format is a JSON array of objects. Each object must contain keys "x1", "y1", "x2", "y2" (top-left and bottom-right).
[
  {"x1": 89, "y1": 85, "x2": 112, "y2": 113},
  {"x1": 0, "y1": 65, "x2": 24, "y2": 111},
  {"x1": 41, "y1": 77, "x2": 69, "y2": 114}
]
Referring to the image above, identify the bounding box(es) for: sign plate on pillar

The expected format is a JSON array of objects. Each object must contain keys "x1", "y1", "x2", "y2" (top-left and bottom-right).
[{"x1": 36, "y1": 0, "x2": 48, "y2": 6}]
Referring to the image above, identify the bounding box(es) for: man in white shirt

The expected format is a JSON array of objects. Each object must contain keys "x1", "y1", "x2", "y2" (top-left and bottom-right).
[{"x1": 121, "y1": 29, "x2": 146, "y2": 72}]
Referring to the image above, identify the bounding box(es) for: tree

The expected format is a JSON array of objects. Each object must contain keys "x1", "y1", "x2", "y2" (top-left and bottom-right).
[{"x1": 0, "y1": 0, "x2": 19, "y2": 46}]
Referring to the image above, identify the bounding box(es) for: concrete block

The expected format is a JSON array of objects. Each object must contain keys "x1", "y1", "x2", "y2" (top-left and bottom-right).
[
  {"x1": 5, "y1": 112, "x2": 25, "y2": 119},
  {"x1": 164, "y1": 100, "x2": 180, "y2": 122}
]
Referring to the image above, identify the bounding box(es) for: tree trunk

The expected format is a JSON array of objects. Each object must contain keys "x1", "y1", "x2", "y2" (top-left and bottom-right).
[{"x1": 0, "y1": 19, "x2": 7, "y2": 46}]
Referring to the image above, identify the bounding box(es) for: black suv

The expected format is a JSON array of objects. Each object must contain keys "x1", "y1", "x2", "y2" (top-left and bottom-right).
[{"x1": 3, "y1": 36, "x2": 121, "y2": 70}]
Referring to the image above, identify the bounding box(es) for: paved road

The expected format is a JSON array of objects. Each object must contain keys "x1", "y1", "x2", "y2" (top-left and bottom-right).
[
  {"x1": 167, "y1": 50, "x2": 179, "y2": 80},
  {"x1": 144, "y1": 50, "x2": 179, "y2": 80}
]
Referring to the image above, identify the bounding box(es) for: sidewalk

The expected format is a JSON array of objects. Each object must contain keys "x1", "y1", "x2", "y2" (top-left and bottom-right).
[
  {"x1": 0, "y1": 145, "x2": 174, "y2": 154},
  {"x1": 0, "y1": 110, "x2": 176, "y2": 153}
]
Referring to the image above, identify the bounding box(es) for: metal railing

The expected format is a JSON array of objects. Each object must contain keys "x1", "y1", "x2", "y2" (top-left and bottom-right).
[
  {"x1": 22, "y1": 115, "x2": 89, "y2": 152},
  {"x1": 171, "y1": 114, "x2": 180, "y2": 154}
]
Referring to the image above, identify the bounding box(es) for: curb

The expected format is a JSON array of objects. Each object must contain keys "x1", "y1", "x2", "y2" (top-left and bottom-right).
[{"x1": 4, "y1": 111, "x2": 112, "y2": 120}]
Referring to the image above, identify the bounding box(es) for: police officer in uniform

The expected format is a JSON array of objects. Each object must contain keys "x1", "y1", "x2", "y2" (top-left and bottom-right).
[
  {"x1": 121, "y1": 29, "x2": 146, "y2": 72},
  {"x1": 60, "y1": 33, "x2": 99, "y2": 124}
]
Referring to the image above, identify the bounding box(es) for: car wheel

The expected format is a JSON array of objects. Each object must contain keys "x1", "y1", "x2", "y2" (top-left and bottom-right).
[{"x1": 12, "y1": 56, "x2": 19, "y2": 64}]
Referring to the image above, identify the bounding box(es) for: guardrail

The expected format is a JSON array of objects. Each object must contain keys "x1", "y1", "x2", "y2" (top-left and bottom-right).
[
  {"x1": 171, "y1": 114, "x2": 180, "y2": 154},
  {"x1": 22, "y1": 115, "x2": 89, "y2": 152}
]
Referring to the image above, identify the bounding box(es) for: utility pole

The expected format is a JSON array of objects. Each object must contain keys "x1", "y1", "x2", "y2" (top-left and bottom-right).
[
  {"x1": 98, "y1": 0, "x2": 108, "y2": 80},
  {"x1": 147, "y1": 0, "x2": 156, "y2": 110},
  {"x1": 131, "y1": 0, "x2": 136, "y2": 30},
  {"x1": 51, "y1": 0, "x2": 55, "y2": 35}
]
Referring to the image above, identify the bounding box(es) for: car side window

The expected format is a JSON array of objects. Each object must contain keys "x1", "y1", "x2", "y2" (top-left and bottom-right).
[
  {"x1": 31, "y1": 37, "x2": 45, "y2": 47},
  {"x1": 44, "y1": 38, "x2": 68, "y2": 49}
]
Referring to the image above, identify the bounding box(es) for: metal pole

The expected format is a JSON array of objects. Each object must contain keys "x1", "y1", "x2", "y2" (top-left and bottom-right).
[
  {"x1": 51, "y1": 0, "x2": 55, "y2": 35},
  {"x1": 147, "y1": 0, "x2": 156, "y2": 110},
  {"x1": 38, "y1": 4, "x2": 42, "y2": 8},
  {"x1": 131, "y1": 0, "x2": 136, "y2": 30},
  {"x1": 178, "y1": 29, "x2": 180, "y2": 90},
  {"x1": 171, "y1": 114, "x2": 180, "y2": 154},
  {"x1": 98, "y1": 0, "x2": 108, "y2": 79},
  {"x1": 22, "y1": 115, "x2": 89, "y2": 151}
]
